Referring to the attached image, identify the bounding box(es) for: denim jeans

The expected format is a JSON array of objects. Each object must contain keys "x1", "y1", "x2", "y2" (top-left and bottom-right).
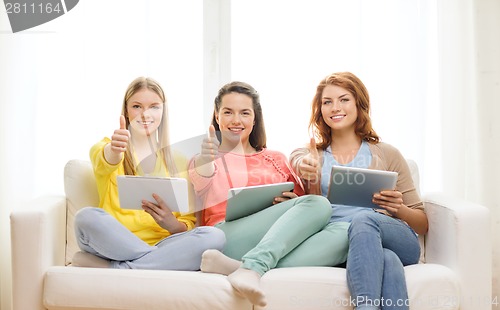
[
  {"x1": 74, "y1": 207, "x2": 225, "y2": 270},
  {"x1": 346, "y1": 210, "x2": 420, "y2": 310}
]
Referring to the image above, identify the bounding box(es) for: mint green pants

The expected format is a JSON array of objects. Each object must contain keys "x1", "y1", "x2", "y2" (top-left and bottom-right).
[{"x1": 216, "y1": 195, "x2": 349, "y2": 275}]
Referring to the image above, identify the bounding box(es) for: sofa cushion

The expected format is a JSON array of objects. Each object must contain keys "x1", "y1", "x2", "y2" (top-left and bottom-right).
[
  {"x1": 64, "y1": 160, "x2": 99, "y2": 265},
  {"x1": 44, "y1": 264, "x2": 459, "y2": 310},
  {"x1": 44, "y1": 266, "x2": 252, "y2": 310},
  {"x1": 257, "y1": 264, "x2": 459, "y2": 310}
]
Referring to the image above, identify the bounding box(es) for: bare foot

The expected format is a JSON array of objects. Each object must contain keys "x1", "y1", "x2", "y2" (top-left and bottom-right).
[
  {"x1": 200, "y1": 249, "x2": 241, "y2": 275},
  {"x1": 72, "y1": 251, "x2": 110, "y2": 268},
  {"x1": 228, "y1": 268, "x2": 267, "y2": 307}
]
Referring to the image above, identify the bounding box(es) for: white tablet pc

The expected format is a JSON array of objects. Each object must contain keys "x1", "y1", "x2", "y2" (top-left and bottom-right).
[
  {"x1": 117, "y1": 175, "x2": 190, "y2": 214},
  {"x1": 225, "y1": 182, "x2": 295, "y2": 221},
  {"x1": 327, "y1": 166, "x2": 398, "y2": 209}
]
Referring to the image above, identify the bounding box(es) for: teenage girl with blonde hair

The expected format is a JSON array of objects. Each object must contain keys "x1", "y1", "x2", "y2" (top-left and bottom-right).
[{"x1": 72, "y1": 76, "x2": 225, "y2": 270}]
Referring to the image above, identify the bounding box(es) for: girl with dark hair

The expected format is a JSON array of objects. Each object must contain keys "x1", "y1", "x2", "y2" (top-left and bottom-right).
[{"x1": 189, "y1": 81, "x2": 348, "y2": 307}]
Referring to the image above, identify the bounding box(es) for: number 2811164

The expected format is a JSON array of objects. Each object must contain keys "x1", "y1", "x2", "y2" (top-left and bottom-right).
[{"x1": 5, "y1": 2, "x2": 62, "y2": 14}]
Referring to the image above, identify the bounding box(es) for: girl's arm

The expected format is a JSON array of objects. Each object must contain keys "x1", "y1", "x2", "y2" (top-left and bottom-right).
[
  {"x1": 373, "y1": 190, "x2": 429, "y2": 235},
  {"x1": 374, "y1": 143, "x2": 428, "y2": 235}
]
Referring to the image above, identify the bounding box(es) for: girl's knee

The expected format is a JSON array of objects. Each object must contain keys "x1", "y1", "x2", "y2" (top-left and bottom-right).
[
  {"x1": 383, "y1": 249, "x2": 404, "y2": 270},
  {"x1": 300, "y1": 195, "x2": 332, "y2": 216},
  {"x1": 195, "y1": 226, "x2": 226, "y2": 251},
  {"x1": 304, "y1": 194, "x2": 330, "y2": 205},
  {"x1": 348, "y1": 212, "x2": 379, "y2": 236},
  {"x1": 351, "y1": 211, "x2": 377, "y2": 223},
  {"x1": 74, "y1": 207, "x2": 105, "y2": 228}
]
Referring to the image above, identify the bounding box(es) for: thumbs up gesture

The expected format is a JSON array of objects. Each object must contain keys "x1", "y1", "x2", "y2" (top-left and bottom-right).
[
  {"x1": 194, "y1": 125, "x2": 220, "y2": 176},
  {"x1": 298, "y1": 138, "x2": 321, "y2": 183},
  {"x1": 110, "y1": 115, "x2": 131, "y2": 155}
]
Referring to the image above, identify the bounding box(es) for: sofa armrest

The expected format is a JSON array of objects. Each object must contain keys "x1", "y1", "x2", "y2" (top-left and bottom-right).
[
  {"x1": 10, "y1": 195, "x2": 67, "y2": 310},
  {"x1": 423, "y1": 192, "x2": 492, "y2": 310}
]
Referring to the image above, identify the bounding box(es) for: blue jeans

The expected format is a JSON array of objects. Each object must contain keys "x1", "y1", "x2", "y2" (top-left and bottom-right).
[
  {"x1": 74, "y1": 207, "x2": 225, "y2": 270},
  {"x1": 346, "y1": 211, "x2": 420, "y2": 310}
]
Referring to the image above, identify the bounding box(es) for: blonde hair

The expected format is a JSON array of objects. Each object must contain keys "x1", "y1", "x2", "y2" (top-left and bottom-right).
[
  {"x1": 309, "y1": 72, "x2": 380, "y2": 150},
  {"x1": 121, "y1": 77, "x2": 178, "y2": 176}
]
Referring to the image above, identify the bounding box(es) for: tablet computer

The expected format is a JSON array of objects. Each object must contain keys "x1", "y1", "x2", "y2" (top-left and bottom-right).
[
  {"x1": 117, "y1": 175, "x2": 190, "y2": 214},
  {"x1": 225, "y1": 182, "x2": 295, "y2": 221},
  {"x1": 327, "y1": 166, "x2": 398, "y2": 209}
]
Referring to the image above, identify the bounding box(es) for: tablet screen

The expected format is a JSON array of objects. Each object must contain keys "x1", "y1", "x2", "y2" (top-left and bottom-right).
[
  {"x1": 225, "y1": 182, "x2": 295, "y2": 221},
  {"x1": 327, "y1": 166, "x2": 398, "y2": 208},
  {"x1": 117, "y1": 175, "x2": 190, "y2": 213}
]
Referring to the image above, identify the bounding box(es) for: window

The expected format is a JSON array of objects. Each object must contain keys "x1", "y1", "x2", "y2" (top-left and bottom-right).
[
  {"x1": 229, "y1": 0, "x2": 440, "y2": 192},
  {"x1": 1, "y1": 0, "x2": 204, "y2": 197},
  {"x1": 0, "y1": 0, "x2": 440, "y2": 198}
]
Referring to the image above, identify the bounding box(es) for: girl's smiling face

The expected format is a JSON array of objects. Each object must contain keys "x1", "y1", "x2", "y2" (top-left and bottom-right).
[
  {"x1": 321, "y1": 84, "x2": 358, "y2": 133},
  {"x1": 215, "y1": 92, "x2": 255, "y2": 147},
  {"x1": 126, "y1": 88, "x2": 163, "y2": 137}
]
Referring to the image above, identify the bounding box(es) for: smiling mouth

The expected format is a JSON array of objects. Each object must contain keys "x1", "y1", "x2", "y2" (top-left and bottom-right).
[
  {"x1": 228, "y1": 127, "x2": 244, "y2": 132},
  {"x1": 331, "y1": 115, "x2": 345, "y2": 120}
]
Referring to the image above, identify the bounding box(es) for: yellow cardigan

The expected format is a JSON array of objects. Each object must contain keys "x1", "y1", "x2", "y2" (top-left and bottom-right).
[{"x1": 89, "y1": 138, "x2": 196, "y2": 245}]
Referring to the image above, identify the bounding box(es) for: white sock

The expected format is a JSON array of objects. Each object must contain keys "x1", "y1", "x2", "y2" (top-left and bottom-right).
[
  {"x1": 200, "y1": 249, "x2": 241, "y2": 275},
  {"x1": 228, "y1": 268, "x2": 267, "y2": 307}
]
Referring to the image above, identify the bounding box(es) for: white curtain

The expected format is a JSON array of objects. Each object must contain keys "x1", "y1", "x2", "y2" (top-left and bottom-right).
[
  {"x1": 437, "y1": 0, "x2": 499, "y2": 300},
  {"x1": 0, "y1": 1, "x2": 204, "y2": 308},
  {"x1": 230, "y1": 0, "x2": 441, "y2": 193}
]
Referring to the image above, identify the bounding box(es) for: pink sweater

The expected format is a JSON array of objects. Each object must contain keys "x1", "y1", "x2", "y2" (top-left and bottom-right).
[{"x1": 189, "y1": 149, "x2": 305, "y2": 226}]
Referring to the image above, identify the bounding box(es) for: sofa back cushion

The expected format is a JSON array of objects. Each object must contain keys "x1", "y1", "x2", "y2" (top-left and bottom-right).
[
  {"x1": 64, "y1": 159, "x2": 99, "y2": 265},
  {"x1": 405, "y1": 159, "x2": 420, "y2": 195},
  {"x1": 62, "y1": 158, "x2": 423, "y2": 264}
]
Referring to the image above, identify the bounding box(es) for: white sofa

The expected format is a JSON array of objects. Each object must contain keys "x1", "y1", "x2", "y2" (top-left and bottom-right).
[{"x1": 10, "y1": 159, "x2": 492, "y2": 310}]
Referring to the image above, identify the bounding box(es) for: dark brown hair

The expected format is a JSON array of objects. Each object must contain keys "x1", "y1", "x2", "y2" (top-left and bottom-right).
[{"x1": 211, "y1": 81, "x2": 267, "y2": 151}]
